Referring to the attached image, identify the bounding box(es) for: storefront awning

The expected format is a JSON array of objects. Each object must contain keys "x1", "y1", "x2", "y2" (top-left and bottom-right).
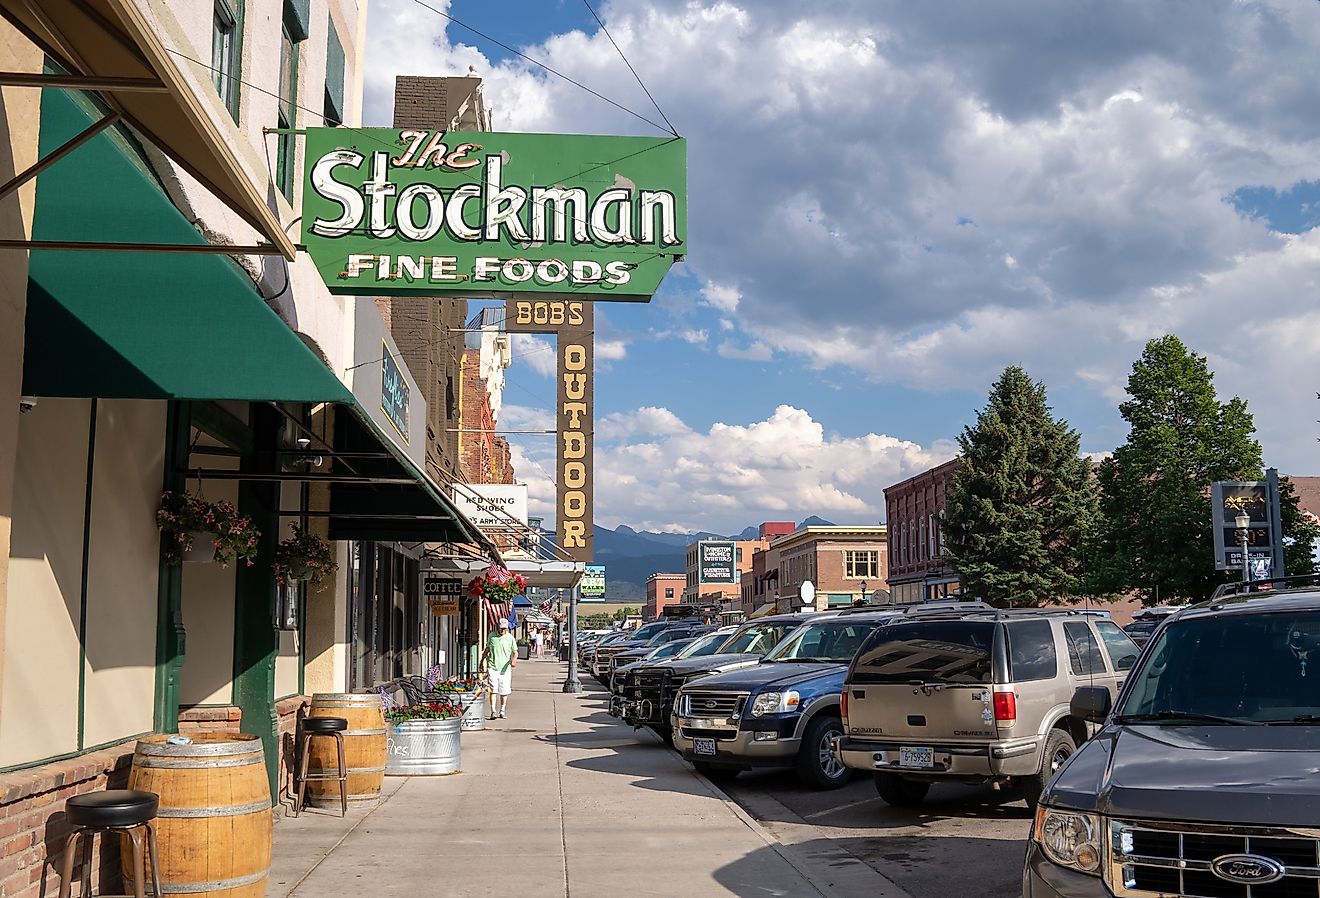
[
  {"x1": 0, "y1": 0, "x2": 295, "y2": 258},
  {"x1": 23, "y1": 79, "x2": 343, "y2": 401},
  {"x1": 423, "y1": 558, "x2": 587, "y2": 590}
]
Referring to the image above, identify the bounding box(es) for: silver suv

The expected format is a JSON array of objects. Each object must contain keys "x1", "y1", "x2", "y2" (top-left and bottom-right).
[{"x1": 833, "y1": 609, "x2": 1140, "y2": 807}]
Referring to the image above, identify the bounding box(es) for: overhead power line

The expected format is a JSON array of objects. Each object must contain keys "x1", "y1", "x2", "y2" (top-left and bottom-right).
[{"x1": 580, "y1": 0, "x2": 679, "y2": 137}]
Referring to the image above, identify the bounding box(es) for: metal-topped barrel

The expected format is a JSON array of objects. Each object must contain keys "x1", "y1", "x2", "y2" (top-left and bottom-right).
[
  {"x1": 306, "y1": 693, "x2": 386, "y2": 808},
  {"x1": 126, "y1": 733, "x2": 271, "y2": 897}
]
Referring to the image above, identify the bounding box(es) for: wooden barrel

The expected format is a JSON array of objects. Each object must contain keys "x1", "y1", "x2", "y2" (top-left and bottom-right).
[
  {"x1": 126, "y1": 733, "x2": 271, "y2": 898},
  {"x1": 307, "y1": 693, "x2": 386, "y2": 808}
]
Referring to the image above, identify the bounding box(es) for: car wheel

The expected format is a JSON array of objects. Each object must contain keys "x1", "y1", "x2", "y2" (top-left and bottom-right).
[
  {"x1": 874, "y1": 772, "x2": 931, "y2": 806},
  {"x1": 693, "y1": 761, "x2": 739, "y2": 782},
  {"x1": 1017, "y1": 728, "x2": 1076, "y2": 808},
  {"x1": 796, "y1": 715, "x2": 850, "y2": 790}
]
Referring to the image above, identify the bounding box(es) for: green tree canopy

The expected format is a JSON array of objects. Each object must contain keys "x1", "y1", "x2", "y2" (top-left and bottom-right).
[
  {"x1": 1087, "y1": 335, "x2": 1263, "y2": 603},
  {"x1": 943, "y1": 366, "x2": 1098, "y2": 606}
]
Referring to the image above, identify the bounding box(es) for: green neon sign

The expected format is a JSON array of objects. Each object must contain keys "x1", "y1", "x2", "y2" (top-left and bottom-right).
[{"x1": 301, "y1": 129, "x2": 687, "y2": 301}]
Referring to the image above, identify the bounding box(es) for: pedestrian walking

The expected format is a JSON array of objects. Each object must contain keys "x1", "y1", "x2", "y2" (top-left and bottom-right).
[
  {"x1": 481, "y1": 618, "x2": 517, "y2": 718},
  {"x1": 531, "y1": 629, "x2": 543, "y2": 659}
]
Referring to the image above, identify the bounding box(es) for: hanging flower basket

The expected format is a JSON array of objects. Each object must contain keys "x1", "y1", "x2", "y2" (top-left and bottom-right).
[
  {"x1": 273, "y1": 524, "x2": 337, "y2": 589},
  {"x1": 157, "y1": 491, "x2": 259, "y2": 568},
  {"x1": 466, "y1": 564, "x2": 528, "y2": 603}
]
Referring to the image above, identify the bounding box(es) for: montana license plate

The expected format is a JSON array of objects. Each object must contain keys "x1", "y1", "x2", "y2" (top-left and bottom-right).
[
  {"x1": 693, "y1": 737, "x2": 717, "y2": 757},
  {"x1": 899, "y1": 746, "x2": 934, "y2": 768}
]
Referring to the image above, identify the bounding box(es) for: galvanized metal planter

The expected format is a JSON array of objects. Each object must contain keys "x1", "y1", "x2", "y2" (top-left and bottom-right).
[
  {"x1": 385, "y1": 718, "x2": 462, "y2": 776},
  {"x1": 456, "y1": 690, "x2": 486, "y2": 731}
]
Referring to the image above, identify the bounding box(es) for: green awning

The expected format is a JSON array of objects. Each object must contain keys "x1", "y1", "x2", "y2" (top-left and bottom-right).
[{"x1": 22, "y1": 84, "x2": 349, "y2": 403}]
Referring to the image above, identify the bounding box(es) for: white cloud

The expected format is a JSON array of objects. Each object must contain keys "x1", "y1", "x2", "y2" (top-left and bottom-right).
[
  {"x1": 509, "y1": 333, "x2": 556, "y2": 377},
  {"x1": 717, "y1": 341, "x2": 773, "y2": 362},
  {"x1": 498, "y1": 404, "x2": 555, "y2": 431},
  {"x1": 597, "y1": 339, "x2": 628, "y2": 360},
  {"x1": 362, "y1": 0, "x2": 1320, "y2": 471},
  {"x1": 587, "y1": 405, "x2": 958, "y2": 532}
]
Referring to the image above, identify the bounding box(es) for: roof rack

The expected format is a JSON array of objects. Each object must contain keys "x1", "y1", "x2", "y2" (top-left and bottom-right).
[
  {"x1": 832, "y1": 604, "x2": 907, "y2": 616},
  {"x1": 1206, "y1": 573, "x2": 1320, "y2": 603}
]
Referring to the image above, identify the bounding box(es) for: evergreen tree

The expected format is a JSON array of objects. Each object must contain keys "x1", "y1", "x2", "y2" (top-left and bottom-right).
[
  {"x1": 943, "y1": 366, "x2": 1098, "y2": 606},
  {"x1": 1087, "y1": 335, "x2": 1262, "y2": 603}
]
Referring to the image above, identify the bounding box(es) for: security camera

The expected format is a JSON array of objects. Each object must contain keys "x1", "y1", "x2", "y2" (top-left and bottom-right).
[{"x1": 18, "y1": 396, "x2": 36, "y2": 414}]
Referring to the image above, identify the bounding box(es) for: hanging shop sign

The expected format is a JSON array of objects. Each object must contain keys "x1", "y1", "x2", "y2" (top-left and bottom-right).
[
  {"x1": 381, "y1": 341, "x2": 410, "y2": 442},
  {"x1": 699, "y1": 540, "x2": 737, "y2": 584},
  {"x1": 505, "y1": 298, "x2": 594, "y2": 562},
  {"x1": 1211, "y1": 469, "x2": 1284, "y2": 576},
  {"x1": 302, "y1": 129, "x2": 687, "y2": 301},
  {"x1": 581, "y1": 564, "x2": 607, "y2": 599},
  {"x1": 423, "y1": 576, "x2": 464, "y2": 616},
  {"x1": 451, "y1": 483, "x2": 529, "y2": 528}
]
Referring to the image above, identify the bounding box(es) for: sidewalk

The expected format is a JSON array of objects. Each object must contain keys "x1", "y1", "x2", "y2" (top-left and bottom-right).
[{"x1": 267, "y1": 660, "x2": 841, "y2": 897}]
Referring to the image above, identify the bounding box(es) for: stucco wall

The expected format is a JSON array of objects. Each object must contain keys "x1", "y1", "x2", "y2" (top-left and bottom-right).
[
  {"x1": 82, "y1": 400, "x2": 165, "y2": 748},
  {"x1": 178, "y1": 458, "x2": 239, "y2": 708},
  {"x1": 0, "y1": 19, "x2": 42, "y2": 756},
  {"x1": 1, "y1": 399, "x2": 91, "y2": 766}
]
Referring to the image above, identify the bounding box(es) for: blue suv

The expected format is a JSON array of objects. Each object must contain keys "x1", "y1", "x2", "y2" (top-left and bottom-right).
[{"x1": 673, "y1": 610, "x2": 900, "y2": 789}]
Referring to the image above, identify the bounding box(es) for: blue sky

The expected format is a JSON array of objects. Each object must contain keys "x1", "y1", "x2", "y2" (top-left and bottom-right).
[{"x1": 364, "y1": 1, "x2": 1320, "y2": 533}]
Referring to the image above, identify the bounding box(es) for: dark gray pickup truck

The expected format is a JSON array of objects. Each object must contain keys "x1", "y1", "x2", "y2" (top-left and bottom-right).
[{"x1": 1025, "y1": 581, "x2": 1320, "y2": 898}]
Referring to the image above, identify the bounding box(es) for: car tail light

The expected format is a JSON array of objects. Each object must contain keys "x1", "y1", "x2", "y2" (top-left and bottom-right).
[
  {"x1": 993, "y1": 691, "x2": 1017, "y2": 722},
  {"x1": 840, "y1": 690, "x2": 848, "y2": 720}
]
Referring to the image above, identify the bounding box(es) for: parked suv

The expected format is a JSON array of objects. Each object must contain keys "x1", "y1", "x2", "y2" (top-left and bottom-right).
[
  {"x1": 608, "y1": 628, "x2": 735, "y2": 717},
  {"x1": 618, "y1": 614, "x2": 820, "y2": 743},
  {"x1": 835, "y1": 609, "x2": 1140, "y2": 808},
  {"x1": 591, "y1": 620, "x2": 680, "y2": 680},
  {"x1": 607, "y1": 624, "x2": 713, "y2": 687},
  {"x1": 1026, "y1": 582, "x2": 1320, "y2": 897},
  {"x1": 673, "y1": 610, "x2": 900, "y2": 788}
]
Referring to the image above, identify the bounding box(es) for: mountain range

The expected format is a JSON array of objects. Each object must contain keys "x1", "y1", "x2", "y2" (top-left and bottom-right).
[{"x1": 590, "y1": 516, "x2": 836, "y2": 601}]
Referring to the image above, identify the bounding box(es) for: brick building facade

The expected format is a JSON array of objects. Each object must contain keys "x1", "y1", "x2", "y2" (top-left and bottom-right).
[
  {"x1": 459, "y1": 348, "x2": 514, "y2": 483},
  {"x1": 769, "y1": 526, "x2": 890, "y2": 611},
  {"x1": 884, "y1": 458, "x2": 961, "y2": 604},
  {"x1": 645, "y1": 573, "x2": 686, "y2": 620}
]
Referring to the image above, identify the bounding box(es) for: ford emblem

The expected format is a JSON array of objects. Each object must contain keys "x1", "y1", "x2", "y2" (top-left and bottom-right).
[
  {"x1": 703, "y1": 700, "x2": 718, "y2": 710},
  {"x1": 1211, "y1": 854, "x2": 1285, "y2": 885}
]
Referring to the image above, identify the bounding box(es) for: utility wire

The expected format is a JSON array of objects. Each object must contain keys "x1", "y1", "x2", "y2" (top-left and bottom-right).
[
  {"x1": 406, "y1": 0, "x2": 674, "y2": 136},
  {"x1": 580, "y1": 0, "x2": 679, "y2": 137}
]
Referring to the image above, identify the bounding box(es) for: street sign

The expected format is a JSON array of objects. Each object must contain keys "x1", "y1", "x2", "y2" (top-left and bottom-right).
[
  {"x1": 423, "y1": 576, "x2": 463, "y2": 615},
  {"x1": 800, "y1": 580, "x2": 816, "y2": 609},
  {"x1": 1211, "y1": 471, "x2": 1284, "y2": 577},
  {"x1": 302, "y1": 129, "x2": 687, "y2": 301}
]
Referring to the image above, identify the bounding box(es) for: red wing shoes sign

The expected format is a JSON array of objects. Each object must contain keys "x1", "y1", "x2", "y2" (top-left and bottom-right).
[{"x1": 301, "y1": 129, "x2": 687, "y2": 302}]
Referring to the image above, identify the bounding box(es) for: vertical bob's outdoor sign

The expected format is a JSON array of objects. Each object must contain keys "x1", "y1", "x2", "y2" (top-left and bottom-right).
[{"x1": 301, "y1": 129, "x2": 686, "y2": 301}]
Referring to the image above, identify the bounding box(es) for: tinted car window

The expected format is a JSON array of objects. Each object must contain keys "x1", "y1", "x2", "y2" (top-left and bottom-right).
[
  {"x1": 1094, "y1": 621, "x2": 1140, "y2": 671},
  {"x1": 676, "y1": 631, "x2": 732, "y2": 659},
  {"x1": 720, "y1": 622, "x2": 795, "y2": 655},
  {"x1": 765, "y1": 621, "x2": 886, "y2": 662},
  {"x1": 1007, "y1": 620, "x2": 1058, "y2": 682},
  {"x1": 851, "y1": 621, "x2": 996, "y2": 684},
  {"x1": 1063, "y1": 622, "x2": 1107, "y2": 676},
  {"x1": 630, "y1": 622, "x2": 669, "y2": 642},
  {"x1": 646, "y1": 640, "x2": 691, "y2": 660}
]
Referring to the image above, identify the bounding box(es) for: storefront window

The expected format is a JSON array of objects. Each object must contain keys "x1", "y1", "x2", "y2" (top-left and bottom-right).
[{"x1": 275, "y1": 7, "x2": 301, "y2": 199}]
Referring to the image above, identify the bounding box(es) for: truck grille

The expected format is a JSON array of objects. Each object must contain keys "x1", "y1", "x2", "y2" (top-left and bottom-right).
[
  {"x1": 681, "y1": 691, "x2": 747, "y2": 718},
  {"x1": 1109, "y1": 819, "x2": 1320, "y2": 898}
]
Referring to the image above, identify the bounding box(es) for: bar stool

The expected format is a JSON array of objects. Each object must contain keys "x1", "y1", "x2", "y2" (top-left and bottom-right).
[
  {"x1": 58, "y1": 790, "x2": 162, "y2": 898},
  {"x1": 295, "y1": 716, "x2": 348, "y2": 817}
]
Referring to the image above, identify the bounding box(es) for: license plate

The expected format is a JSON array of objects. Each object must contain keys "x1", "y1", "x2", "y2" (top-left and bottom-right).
[
  {"x1": 899, "y1": 746, "x2": 934, "y2": 768},
  {"x1": 693, "y1": 737, "x2": 717, "y2": 757}
]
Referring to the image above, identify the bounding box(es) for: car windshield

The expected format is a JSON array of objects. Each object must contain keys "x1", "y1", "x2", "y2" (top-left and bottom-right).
[
  {"x1": 598, "y1": 632, "x2": 629, "y2": 645},
  {"x1": 764, "y1": 620, "x2": 886, "y2": 662},
  {"x1": 719, "y1": 622, "x2": 797, "y2": 656},
  {"x1": 630, "y1": 622, "x2": 669, "y2": 642},
  {"x1": 1119, "y1": 611, "x2": 1320, "y2": 724},
  {"x1": 1124, "y1": 620, "x2": 1159, "y2": 635},
  {"x1": 647, "y1": 628, "x2": 694, "y2": 646},
  {"x1": 850, "y1": 621, "x2": 996, "y2": 684},
  {"x1": 646, "y1": 640, "x2": 691, "y2": 661},
  {"x1": 675, "y1": 631, "x2": 731, "y2": 659}
]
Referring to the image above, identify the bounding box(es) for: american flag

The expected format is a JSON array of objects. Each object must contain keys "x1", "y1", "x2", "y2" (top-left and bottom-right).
[{"x1": 484, "y1": 598, "x2": 517, "y2": 630}]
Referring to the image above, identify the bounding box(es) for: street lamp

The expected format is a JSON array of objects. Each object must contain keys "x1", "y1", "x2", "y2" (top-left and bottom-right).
[
  {"x1": 861, "y1": 580, "x2": 868, "y2": 601},
  {"x1": 1235, "y1": 511, "x2": 1251, "y2": 584}
]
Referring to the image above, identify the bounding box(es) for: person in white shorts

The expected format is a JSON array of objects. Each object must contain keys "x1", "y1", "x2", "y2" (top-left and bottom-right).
[{"x1": 481, "y1": 618, "x2": 517, "y2": 718}]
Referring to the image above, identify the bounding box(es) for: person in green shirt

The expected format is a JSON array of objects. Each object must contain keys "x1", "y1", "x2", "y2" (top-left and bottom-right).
[{"x1": 481, "y1": 618, "x2": 518, "y2": 719}]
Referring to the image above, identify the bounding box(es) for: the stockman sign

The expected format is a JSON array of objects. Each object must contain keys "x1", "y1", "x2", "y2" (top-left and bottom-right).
[{"x1": 301, "y1": 129, "x2": 686, "y2": 301}]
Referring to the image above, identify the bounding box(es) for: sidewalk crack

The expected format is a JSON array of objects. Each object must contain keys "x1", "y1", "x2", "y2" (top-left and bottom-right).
[{"x1": 553, "y1": 695, "x2": 571, "y2": 898}]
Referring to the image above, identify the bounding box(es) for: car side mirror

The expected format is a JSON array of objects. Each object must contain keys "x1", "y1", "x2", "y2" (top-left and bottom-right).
[{"x1": 1071, "y1": 686, "x2": 1112, "y2": 724}]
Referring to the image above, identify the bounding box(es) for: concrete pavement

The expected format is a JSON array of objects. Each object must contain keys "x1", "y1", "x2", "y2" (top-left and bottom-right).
[{"x1": 267, "y1": 660, "x2": 903, "y2": 898}]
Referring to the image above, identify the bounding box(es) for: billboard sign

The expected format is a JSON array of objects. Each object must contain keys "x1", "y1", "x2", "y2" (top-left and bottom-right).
[
  {"x1": 451, "y1": 483, "x2": 529, "y2": 528},
  {"x1": 1211, "y1": 472, "x2": 1284, "y2": 576},
  {"x1": 302, "y1": 129, "x2": 687, "y2": 301},
  {"x1": 580, "y1": 564, "x2": 606, "y2": 601},
  {"x1": 699, "y1": 540, "x2": 737, "y2": 584}
]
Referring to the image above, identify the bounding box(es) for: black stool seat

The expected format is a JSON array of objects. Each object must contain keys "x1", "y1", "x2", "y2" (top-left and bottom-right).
[
  {"x1": 66, "y1": 790, "x2": 158, "y2": 828},
  {"x1": 302, "y1": 716, "x2": 348, "y2": 734}
]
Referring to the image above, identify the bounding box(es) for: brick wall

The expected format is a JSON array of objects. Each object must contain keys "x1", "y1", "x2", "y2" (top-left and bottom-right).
[
  {"x1": 0, "y1": 743, "x2": 134, "y2": 898},
  {"x1": 177, "y1": 706, "x2": 241, "y2": 735}
]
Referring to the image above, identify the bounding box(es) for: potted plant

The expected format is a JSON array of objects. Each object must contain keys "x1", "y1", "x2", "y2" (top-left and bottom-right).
[
  {"x1": 429, "y1": 670, "x2": 486, "y2": 731},
  {"x1": 466, "y1": 564, "x2": 528, "y2": 603},
  {"x1": 157, "y1": 490, "x2": 259, "y2": 567},
  {"x1": 384, "y1": 700, "x2": 463, "y2": 776},
  {"x1": 273, "y1": 524, "x2": 338, "y2": 588}
]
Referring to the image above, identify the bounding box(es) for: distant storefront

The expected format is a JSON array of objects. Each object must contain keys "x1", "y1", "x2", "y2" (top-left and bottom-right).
[{"x1": 884, "y1": 459, "x2": 962, "y2": 604}]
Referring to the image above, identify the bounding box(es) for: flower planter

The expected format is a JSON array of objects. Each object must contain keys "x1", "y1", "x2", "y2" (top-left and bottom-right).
[
  {"x1": 455, "y1": 690, "x2": 486, "y2": 731},
  {"x1": 518, "y1": 644, "x2": 531, "y2": 661},
  {"x1": 385, "y1": 717, "x2": 461, "y2": 776},
  {"x1": 182, "y1": 532, "x2": 216, "y2": 563}
]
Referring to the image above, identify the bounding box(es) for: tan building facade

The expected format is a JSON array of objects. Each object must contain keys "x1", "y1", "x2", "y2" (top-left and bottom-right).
[{"x1": 770, "y1": 526, "x2": 890, "y2": 611}]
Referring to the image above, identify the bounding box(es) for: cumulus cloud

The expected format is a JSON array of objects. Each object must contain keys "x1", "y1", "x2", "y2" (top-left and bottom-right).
[
  {"x1": 592, "y1": 405, "x2": 958, "y2": 532},
  {"x1": 362, "y1": 0, "x2": 1320, "y2": 470},
  {"x1": 509, "y1": 333, "x2": 556, "y2": 377},
  {"x1": 717, "y1": 340, "x2": 773, "y2": 362}
]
